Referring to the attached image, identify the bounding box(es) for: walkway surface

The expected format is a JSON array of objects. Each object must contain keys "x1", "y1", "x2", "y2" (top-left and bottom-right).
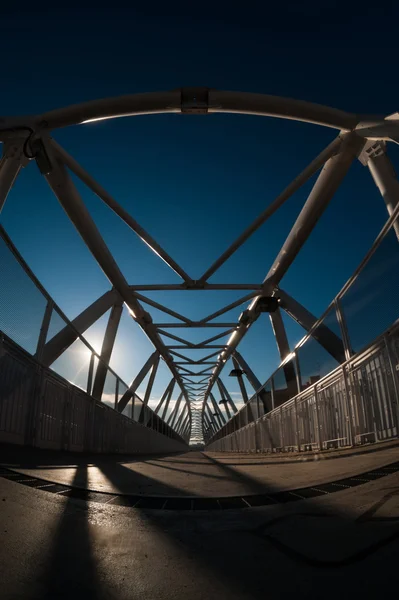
[
  {"x1": 1, "y1": 442, "x2": 399, "y2": 599},
  {"x1": 1, "y1": 441, "x2": 398, "y2": 497}
]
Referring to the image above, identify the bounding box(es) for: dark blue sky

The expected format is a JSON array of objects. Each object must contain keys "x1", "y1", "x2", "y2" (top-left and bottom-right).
[{"x1": 1, "y1": 1, "x2": 399, "y2": 403}]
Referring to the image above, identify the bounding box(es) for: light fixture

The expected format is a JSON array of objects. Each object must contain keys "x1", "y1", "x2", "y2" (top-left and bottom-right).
[
  {"x1": 255, "y1": 296, "x2": 279, "y2": 314},
  {"x1": 229, "y1": 368, "x2": 245, "y2": 377}
]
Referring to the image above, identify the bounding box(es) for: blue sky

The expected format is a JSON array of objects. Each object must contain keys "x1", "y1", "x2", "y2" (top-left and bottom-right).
[{"x1": 1, "y1": 2, "x2": 399, "y2": 422}]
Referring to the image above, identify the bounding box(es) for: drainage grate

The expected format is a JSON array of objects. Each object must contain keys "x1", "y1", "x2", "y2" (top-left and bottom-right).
[{"x1": 1, "y1": 460, "x2": 398, "y2": 511}]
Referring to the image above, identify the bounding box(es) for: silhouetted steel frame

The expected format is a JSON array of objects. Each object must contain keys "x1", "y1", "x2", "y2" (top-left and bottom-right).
[{"x1": 1, "y1": 87, "x2": 399, "y2": 441}]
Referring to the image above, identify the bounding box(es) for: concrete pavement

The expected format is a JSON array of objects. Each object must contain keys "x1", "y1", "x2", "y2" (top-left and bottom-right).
[{"x1": 1, "y1": 457, "x2": 399, "y2": 599}]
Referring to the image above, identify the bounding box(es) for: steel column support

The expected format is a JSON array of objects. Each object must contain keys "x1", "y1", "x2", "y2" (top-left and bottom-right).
[
  {"x1": 35, "y1": 300, "x2": 54, "y2": 362},
  {"x1": 168, "y1": 393, "x2": 183, "y2": 427},
  {"x1": 92, "y1": 300, "x2": 123, "y2": 400},
  {"x1": 360, "y1": 142, "x2": 399, "y2": 240},
  {"x1": 40, "y1": 290, "x2": 117, "y2": 366},
  {"x1": 139, "y1": 355, "x2": 160, "y2": 423},
  {"x1": 232, "y1": 355, "x2": 249, "y2": 402},
  {"x1": 264, "y1": 134, "x2": 365, "y2": 287},
  {"x1": 210, "y1": 393, "x2": 227, "y2": 425},
  {"x1": 154, "y1": 378, "x2": 174, "y2": 414},
  {"x1": 173, "y1": 404, "x2": 186, "y2": 433},
  {"x1": 161, "y1": 379, "x2": 176, "y2": 421},
  {"x1": 269, "y1": 309, "x2": 298, "y2": 396},
  {"x1": 216, "y1": 377, "x2": 237, "y2": 414},
  {"x1": 277, "y1": 288, "x2": 346, "y2": 363},
  {"x1": 117, "y1": 351, "x2": 159, "y2": 412},
  {"x1": 233, "y1": 350, "x2": 273, "y2": 411}
]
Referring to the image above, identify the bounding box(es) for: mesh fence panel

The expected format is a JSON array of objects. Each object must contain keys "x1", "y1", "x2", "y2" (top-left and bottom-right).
[
  {"x1": 0, "y1": 235, "x2": 47, "y2": 354},
  {"x1": 297, "y1": 308, "x2": 341, "y2": 388},
  {"x1": 46, "y1": 308, "x2": 67, "y2": 342},
  {"x1": 101, "y1": 370, "x2": 117, "y2": 408},
  {"x1": 341, "y1": 228, "x2": 399, "y2": 353},
  {"x1": 51, "y1": 336, "x2": 91, "y2": 392}
]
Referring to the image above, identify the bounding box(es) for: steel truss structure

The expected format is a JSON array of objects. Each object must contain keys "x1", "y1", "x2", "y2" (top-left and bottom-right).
[{"x1": 1, "y1": 88, "x2": 399, "y2": 443}]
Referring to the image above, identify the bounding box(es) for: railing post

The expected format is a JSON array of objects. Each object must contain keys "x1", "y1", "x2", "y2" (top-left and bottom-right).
[
  {"x1": 383, "y1": 335, "x2": 399, "y2": 433},
  {"x1": 35, "y1": 300, "x2": 54, "y2": 362},
  {"x1": 335, "y1": 298, "x2": 352, "y2": 361},
  {"x1": 279, "y1": 406, "x2": 284, "y2": 451},
  {"x1": 115, "y1": 378, "x2": 119, "y2": 411},
  {"x1": 314, "y1": 385, "x2": 322, "y2": 450},
  {"x1": 294, "y1": 397, "x2": 300, "y2": 451},
  {"x1": 87, "y1": 353, "x2": 95, "y2": 395},
  {"x1": 342, "y1": 366, "x2": 355, "y2": 447}
]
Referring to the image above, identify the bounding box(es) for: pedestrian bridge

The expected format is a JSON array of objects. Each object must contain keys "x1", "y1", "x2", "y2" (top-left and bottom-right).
[
  {"x1": 1, "y1": 89, "x2": 399, "y2": 600},
  {"x1": 0, "y1": 88, "x2": 398, "y2": 458}
]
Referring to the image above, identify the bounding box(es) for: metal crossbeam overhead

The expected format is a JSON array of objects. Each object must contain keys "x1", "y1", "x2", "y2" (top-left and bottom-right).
[
  {"x1": 2, "y1": 87, "x2": 397, "y2": 443},
  {"x1": 154, "y1": 323, "x2": 237, "y2": 328},
  {"x1": 129, "y1": 284, "x2": 262, "y2": 290},
  {"x1": 51, "y1": 140, "x2": 192, "y2": 283}
]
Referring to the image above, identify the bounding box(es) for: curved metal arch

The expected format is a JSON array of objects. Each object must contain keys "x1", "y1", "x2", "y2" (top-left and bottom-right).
[{"x1": 1, "y1": 89, "x2": 359, "y2": 132}]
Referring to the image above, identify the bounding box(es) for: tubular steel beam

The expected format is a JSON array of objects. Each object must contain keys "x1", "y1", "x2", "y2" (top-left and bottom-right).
[
  {"x1": 41, "y1": 143, "x2": 190, "y2": 410},
  {"x1": 264, "y1": 134, "x2": 365, "y2": 288},
  {"x1": 199, "y1": 292, "x2": 258, "y2": 324},
  {"x1": 277, "y1": 288, "x2": 346, "y2": 363},
  {"x1": 198, "y1": 136, "x2": 343, "y2": 283},
  {"x1": 167, "y1": 393, "x2": 183, "y2": 427},
  {"x1": 154, "y1": 323, "x2": 237, "y2": 328},
  {"x1": 232, "y1": 355, "x2": 250, "y2": 406},
  {"x1": 118, "y1": 351, "x2": 159, "y2": 413},
  {"x1": 233, "y1": 350, "x2": 272, "y2": 412},
  {"x1": 154, "y1": 378, "x2": 175, "y2": 415},
  {"x1": 142, "y1": 354, "x2": 160, "y2": 409},
  {"x1": 28, "y1": 89, "x2": 359, "y2": 131},
  {"x1": 133, "y1": 292, "x2": 193, "y2": 324},
  {"x1": 360, "y1": 141, "x2": 399, "y2": 240},
  {"x1": 268, "y1": 309, "x2": 298, "y2": 396},
  {"x1": 210, "y1": 393, "x2": 227, "y2": 425},
  {"x1": 161, "y1": 379, "x2": 176, "y2": 421},
  {"x1": 203, "y1": 132, "x2": 365, "y2": 405},
  {"x1": 129, "y1": 284, "x2": 262, "y2": 290},
  {"x1": 40, "y1": 290, "x2": 118, "y2": 366},
  {"x1": 92, "y1": 299, "x2": 124, "y2": 401},
  {"x1": 51, "y1": 140, "x2": 192, "y2": 283},
  {"x1": 216, "y1": 378, "x2": 237, "y2": 414}
]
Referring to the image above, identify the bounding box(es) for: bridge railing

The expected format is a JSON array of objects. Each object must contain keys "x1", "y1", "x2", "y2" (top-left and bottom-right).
[
  {"x1": 205, "y1": 204, "x2": 399, "y2": 451},
  {"x1": 0, "y1": 226, "x2": 188, "y2": 448}
]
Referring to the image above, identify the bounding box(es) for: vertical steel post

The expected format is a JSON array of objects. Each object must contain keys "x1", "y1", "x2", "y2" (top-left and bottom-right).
[
  {"x1": 35, "y1": 300, "x2": 54, "y2": 362},
  {"x1": 360, "y1": 142, "x2": 399, "y2": 240},
  {"x1": 87, "y1": 353, "x2": 95, "y2": 396},
  {"x1": 383, "y1": 336, "x2": 399, "y2": 432},
  {"x1": 335, "y1": 298, "x2": 352, "y2": 361}
]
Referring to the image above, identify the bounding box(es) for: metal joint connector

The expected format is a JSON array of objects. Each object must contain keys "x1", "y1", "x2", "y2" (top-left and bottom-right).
[{"x1": 181, "y1": 88, "x2": 209, "y2": 114}]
